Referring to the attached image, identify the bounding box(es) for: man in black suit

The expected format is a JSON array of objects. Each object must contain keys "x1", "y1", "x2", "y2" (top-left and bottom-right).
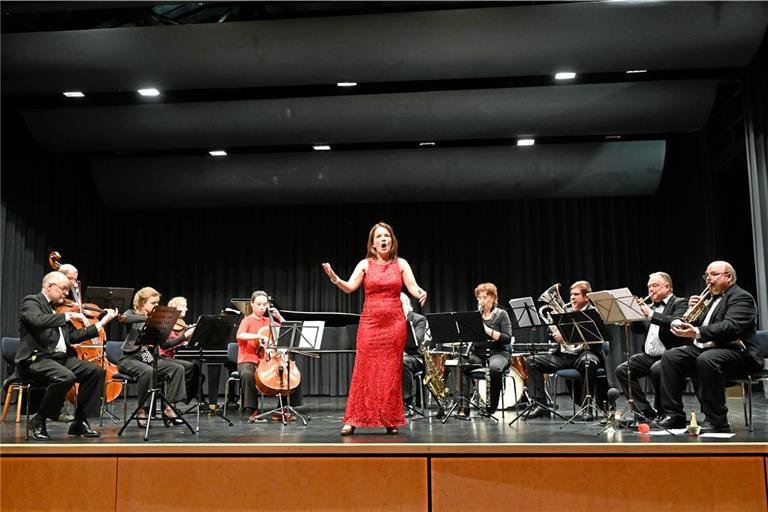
[
  {"x1": 526, "y1": 280, "x2": 607, "y2": 421},
  {"x1": 615, "y1": 272, "x2": 687, "y2": 421},
  {"x1": 401, "y1": 293, "x2": 429, "y2": 416},
  {"x1": 17, "y1": 271, "x2": 118, "y2": 440},
  {"x1": 658, "y1": 261, "x2": 763, "y2": 432}
]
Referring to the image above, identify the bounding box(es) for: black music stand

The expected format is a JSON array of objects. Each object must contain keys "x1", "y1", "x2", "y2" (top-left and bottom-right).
[
  {"x1": 551, "y1": 309, "x2": 606, "y2": 428},
  {"x1": 181, "y1": 313, "x2": 242, "y2": 430},
  {"x1": 507, "y1": 297, "x2": 569, "y2": 425},
  {"x1": 117, "y1": 306, "x2": 195, "y2": 441},
  {"x1": 426, "y1": 311, "x2": 495, "y2": 423},
  {"x1": 588, "y1": 289, "x2": 674, "y2": 435},
  {"x1": 251, "y1": 321, "x2": 319, "y2": 426}
]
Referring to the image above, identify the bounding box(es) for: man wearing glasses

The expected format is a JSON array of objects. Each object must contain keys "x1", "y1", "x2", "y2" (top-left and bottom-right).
[
  {"x1": 17, "y1": 271, "x2": 119, "y2": 440},
  {"x1": 657, "y1": 261, "x2": 763, "y2": 432}
]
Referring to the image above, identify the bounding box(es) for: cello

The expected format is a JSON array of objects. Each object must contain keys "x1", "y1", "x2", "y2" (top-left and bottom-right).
[
  {"x1": 254, "y1": 325, "x2": 301, "y2": 396},
  {"x1": 48, "y1": 251, "x2": 124, "y2": 403}
]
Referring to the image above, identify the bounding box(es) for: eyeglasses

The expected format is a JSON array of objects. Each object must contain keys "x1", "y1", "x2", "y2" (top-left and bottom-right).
[
  {"x1": 702, "y1": 272, "x2": 729, "y2": 280},
  {"x1": 51, "y1": 282, "x2": 70, "y2": 293}
]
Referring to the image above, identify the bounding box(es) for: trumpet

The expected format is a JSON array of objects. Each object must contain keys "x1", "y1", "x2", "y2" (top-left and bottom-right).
[
  {"x1": 637, "y1": 293, "x2": 653, "y2": 306},
  {"x1": 671, "y1": 287, "x2": 714, "y2": 329}
]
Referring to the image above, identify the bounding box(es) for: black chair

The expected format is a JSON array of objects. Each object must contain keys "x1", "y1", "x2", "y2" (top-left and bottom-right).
[
  {"x1": 102, "y1": 341, "x2": 133, "y2": 425},
  {"x1": 1, "y1": 337, "x2": 50, "y2": 439},
  {"x1": 223, "y1": 342, "x2": 243, "y2": 411},
  {"x1": 549, "y1": 342, "x2": 610, "y2": 416},
  {"x1": 726, "y1": 330, "x2": 768, "y2": 432}
]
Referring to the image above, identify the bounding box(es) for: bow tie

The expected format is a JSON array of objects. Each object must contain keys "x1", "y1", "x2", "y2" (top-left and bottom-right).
[
  {"x1": 49, "y1": 301, "x2": 56, "y2": 310},
  {"x1": 652, "y1": 301, "x2": 665, "y2": 308}
]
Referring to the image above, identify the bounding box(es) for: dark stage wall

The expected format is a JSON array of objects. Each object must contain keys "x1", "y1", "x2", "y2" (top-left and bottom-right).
[{"x1": 0, "y1": 106, "x2": 759, "y2": 388}]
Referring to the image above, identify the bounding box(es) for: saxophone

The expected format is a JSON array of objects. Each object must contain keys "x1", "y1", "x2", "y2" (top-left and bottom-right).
[{"x1": 418, "y1": 327, "x2": 450, "y2": 408}]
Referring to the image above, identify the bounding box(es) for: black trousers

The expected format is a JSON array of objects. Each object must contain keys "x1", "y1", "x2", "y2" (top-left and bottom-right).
[
  {"x1": 402, "y1": 353, "x2": 425, "y2": 406},
  {"x1": 19, "y1": 354, "x2": 105, "y2": 421},
  {"x1": 165, "y1": 357, "x2": 200, "y2": 403},
  {"x1": 460, "y1": 352, "x2": 510, "y2": 413},
  {"x1": 660, "y1": 345, "x2": 756, "y2": 426},
  {"x1": 526, "y1": 350, "x2": 601, "y2": 404},
  {"x1": 615, "y1": 352, "x2": 661, "y2": 415}
]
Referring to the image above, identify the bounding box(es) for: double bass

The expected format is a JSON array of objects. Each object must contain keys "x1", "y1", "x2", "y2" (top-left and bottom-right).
[
  {"x1": 48, "y1": 251, "x2": 124, "y2": 403},
  {"x1": 254, "y1": 325, "x2": 301, "y2": 396}
]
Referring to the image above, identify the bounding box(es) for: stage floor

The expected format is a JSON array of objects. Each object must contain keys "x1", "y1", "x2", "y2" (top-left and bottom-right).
[{"x1": 2, "y1": 393, "x2": 767, "y2": 452}]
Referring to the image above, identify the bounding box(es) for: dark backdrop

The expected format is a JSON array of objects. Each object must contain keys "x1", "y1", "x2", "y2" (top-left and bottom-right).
[{"x1": 1, "y1": 97, "x2": 758, "y2": 390}]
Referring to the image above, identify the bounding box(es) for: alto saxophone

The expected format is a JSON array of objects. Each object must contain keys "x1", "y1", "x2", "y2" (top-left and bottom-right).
[{"x1": 419, "y1": 332, "x2": 450, "y2": 408}]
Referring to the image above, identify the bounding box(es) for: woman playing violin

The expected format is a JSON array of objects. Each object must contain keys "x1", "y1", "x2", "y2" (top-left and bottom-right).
[
  {"x1": 118, "y1": 287, "x2": 187, "y2": 426},
  {"x1": 236, "y1": 290, "x2": 293, "y2": 423},
  {"x1": 161, "y1": 296, "x2": 200, "y2": 404}
]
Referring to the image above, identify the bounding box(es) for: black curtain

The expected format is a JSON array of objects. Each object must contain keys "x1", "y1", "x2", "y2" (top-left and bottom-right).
[{"x1": 1, "y1": 105, "x2": 758, "y2": 393}]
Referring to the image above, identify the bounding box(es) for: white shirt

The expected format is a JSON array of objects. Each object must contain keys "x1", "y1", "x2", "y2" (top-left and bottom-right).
[
  {"x1": 42, "y1": 291, "x2": 67, "y2": 354},
  {"x1": 644, "y1": 298, "x2": 668, "y2": 357},
  {"x1": 693, "y1": 296, "x2": 723, "y2": 349}
]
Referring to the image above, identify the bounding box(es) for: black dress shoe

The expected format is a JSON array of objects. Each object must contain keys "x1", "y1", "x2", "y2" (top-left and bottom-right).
[
  {"x1": 576, "y1": 413, "x2": 596, "y2": 422},
  {"x1": 28, "y1": 414, "x2": 51, "y2": 441},
  {"x1": 526, "y1": 405, "x2": 548, "y2": 419},
  {"x1": 701, "y1": 423, "x2": 732, "y2": 434},
  {"x1": 68, "y1": 419, "x2": 100, "y2": 437},
  {"x1": 657, "y1": 415, "x2": 686, "y2": 429}
]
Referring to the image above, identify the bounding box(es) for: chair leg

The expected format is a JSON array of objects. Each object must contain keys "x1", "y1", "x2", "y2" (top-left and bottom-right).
[
  {"x1": 16, "y1": 386, "x2": 25, "y2": 423},
  {"x1": 741, "y1": 382, "x2": 748, "y2": 428},
  {"x1": 25, "y1": 385, "x2": 31, "y2": 440},
  {"x1": 552, "y1": 375, "x2": 559, "y2": 418},
  {"x1": 2, "y1": 386, "x2": 14, "y2": 421},
  {"x1": 748, "y1": 378, "x2": 753, "y2": 432}
]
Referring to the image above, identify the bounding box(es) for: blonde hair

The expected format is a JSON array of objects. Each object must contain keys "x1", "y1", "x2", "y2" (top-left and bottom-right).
[
  {"x1": 168, "y1": 296, "x2": 187, "y2": 309},
  {"x1": 133, "y1": 287, "x2": 160, "y2": 312}
]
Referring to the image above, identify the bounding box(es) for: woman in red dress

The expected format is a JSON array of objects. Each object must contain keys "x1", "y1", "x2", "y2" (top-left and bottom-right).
[{"x1": 322, "y1": 221, "x2": 427, "y2": 435}]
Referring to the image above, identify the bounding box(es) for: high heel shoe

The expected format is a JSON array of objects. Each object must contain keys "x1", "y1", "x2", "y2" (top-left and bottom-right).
[
  {"x1": 162, "y1": 413, "x2": 184, "y2": 426},
  {"x1": 386, "y1": 427, "x2": 399, "y2": 435},
  {"x1": 340, "y1": 425, "x2": 356, "y2": 436}
]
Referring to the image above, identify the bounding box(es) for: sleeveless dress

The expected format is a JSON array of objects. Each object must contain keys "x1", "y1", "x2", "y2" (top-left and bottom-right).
[{"x1": 343, "y1": 258, "x2": 407, "y2": 427}]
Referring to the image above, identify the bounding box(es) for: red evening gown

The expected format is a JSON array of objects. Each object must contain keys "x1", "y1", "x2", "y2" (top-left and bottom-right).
[{"x1": 343, "y1": 258, "x2": 407, "y2": 427}]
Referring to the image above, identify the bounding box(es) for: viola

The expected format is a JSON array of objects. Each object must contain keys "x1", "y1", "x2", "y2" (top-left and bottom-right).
[
  {"x1": 48, "y1": 250, "x2": 123, "y2": 403},
  {"x1": 254, "y1": 325, "x2": 301, "y2": 396}
]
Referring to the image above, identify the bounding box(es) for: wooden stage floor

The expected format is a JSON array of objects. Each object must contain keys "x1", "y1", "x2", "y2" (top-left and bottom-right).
[{"x1": 2, "y1": 395, "x2": 767, "y2": 511}]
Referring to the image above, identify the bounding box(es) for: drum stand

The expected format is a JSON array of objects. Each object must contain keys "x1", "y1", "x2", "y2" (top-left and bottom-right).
[
  {"x1": 442, "y1": 345, "x2": 497, "y2": 423},
  {"x1": 509, "y1": 343, "x2": 569, "y2": 425},
  {"x1": 560, "y1": 354, "x2": 603, "y2": 428}
]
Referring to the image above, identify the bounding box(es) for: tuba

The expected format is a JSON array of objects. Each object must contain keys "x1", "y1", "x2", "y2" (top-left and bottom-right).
[{"x1": 537, "y1": 283, "x2": 581, "y2": 353}]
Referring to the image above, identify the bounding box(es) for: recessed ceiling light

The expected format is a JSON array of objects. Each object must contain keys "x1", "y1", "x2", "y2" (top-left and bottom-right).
[
  {"x1": 517, "y1": 138, "x2": 535, "y2": 146},
  {"x1": 605, "y1": 135, "x2": 622, "y2": 140},
  {"x1": 62, "y1": 91, "x2": 85, "y2": 98},
  {"x1": 209, "y1": 150, "x2": 227, "y2": 156},
  {"x1": 554, "y1": 72, "x2": 576, "y2": 80},
  {"x1": 137, "y1": 88, "x2": 160, "y2": 97},
  {"x1": 419, "y1": 142, "x2": 436, "y2": 147},
  {"x1": 336, "y1": 82, "x2": 358, "y2": 87},
  {"x1": 313, "y1": 144, "x2": 331, "y2": 151},
  {"x1": 626, "y1": 69, "x2": 648, "y2": 74}
]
